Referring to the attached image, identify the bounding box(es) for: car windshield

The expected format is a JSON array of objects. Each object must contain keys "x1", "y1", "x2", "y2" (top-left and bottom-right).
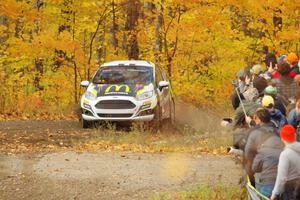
[{"x1": 92, "y1": 66, "x2": 154, "y2": 85}]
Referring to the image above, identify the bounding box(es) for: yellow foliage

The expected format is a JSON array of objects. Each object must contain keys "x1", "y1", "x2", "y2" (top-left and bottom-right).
[{"x1": 1, "y1": 0, "x2": 300, "y2": 113}]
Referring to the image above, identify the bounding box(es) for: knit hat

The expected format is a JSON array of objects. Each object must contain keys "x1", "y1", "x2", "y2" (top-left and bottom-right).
[
  {"x1": 250, "y1": 64, "x2": 263, "y2": 75},
  {"x1": 285, "y1": 53, "x2": 299, "y2": 64},
  {"x1": 236, "y1": 69, "x2": 246, "y2": 79},
  {"x1": 262, "y1": 95, "x2": 274, "y2": 108},
  {"x1": 278, "y1": 55, "x2": 286, "y2": 62},
  {"x1": 264, "y1": 85, "x2": 277, "y2": 95},
  {"x1": 280, "y1": 125, "x2": 296, "y2": 143}
]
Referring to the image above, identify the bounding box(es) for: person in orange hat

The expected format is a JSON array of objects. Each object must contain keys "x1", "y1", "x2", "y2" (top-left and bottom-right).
[
  {"x1": 270, "y1": 125, "x2": 300, "y2": 200},
  {"x1": 285, "y1": 53, "x2": 299, "y2": 65},
  {"x1": 285, "y1": 53, "x2": 300, "y2": 76}
]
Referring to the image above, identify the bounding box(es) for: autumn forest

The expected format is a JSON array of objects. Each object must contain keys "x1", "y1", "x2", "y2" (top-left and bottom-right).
[{"x1": 1, "y1": 0, "x2": 300, "y2": 116}]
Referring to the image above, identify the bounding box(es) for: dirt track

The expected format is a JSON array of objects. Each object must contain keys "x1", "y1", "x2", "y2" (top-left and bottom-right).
[
  {"x1": 0, "y1": 151, "x2": 242, "y2": 200},
  {"x1": 0, "y1": 105, "x2": 242, "y2": 200}
]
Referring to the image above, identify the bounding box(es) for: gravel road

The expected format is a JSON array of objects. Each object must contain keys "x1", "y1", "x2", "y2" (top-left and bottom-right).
[{"x1": 0, "y1": 104, "x2": 241, "y2": 200}]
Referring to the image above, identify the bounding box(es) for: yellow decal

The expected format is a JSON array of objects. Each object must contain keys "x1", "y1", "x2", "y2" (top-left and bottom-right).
[
  {"x1": 105, "y1": 85, "x2": 130, "y2": 93},
  {"x1": 136, "y1": 89, "x2": 145, "y2": 96},
  {"x1": 91, "y1": 86, "x2": 98, "y2": 96},
  {"x1": 143, "y1": 100, "x2": 152, "y2": 105},
  {"x1": 83, "y1": 99, "x2": 89, "y2": 104}
]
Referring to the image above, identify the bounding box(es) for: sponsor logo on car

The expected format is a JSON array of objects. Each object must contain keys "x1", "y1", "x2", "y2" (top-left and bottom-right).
[{"x1": 105, "y1": 85, "x2": 131, "y2": 95}]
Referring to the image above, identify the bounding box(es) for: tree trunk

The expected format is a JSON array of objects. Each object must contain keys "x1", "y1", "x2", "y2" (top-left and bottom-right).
[
  {"x1": 125, "y1": 0, "x2": 140, "y2": 60},
  {"x1": 110, "y1": 0, "x2": 119, "y2": 55},
  {"x1": 74, "y1": 61, "x2": 78, "y2": 103},
  {"x1": 155, "y1": 0, "x2": 163, "y2": 63},
  {"x1": 33, "y1": 0, "x2": 44, "y2": 91},
  {"x1": 0, "y1": 16, "x2": 8, "y2": 43}
]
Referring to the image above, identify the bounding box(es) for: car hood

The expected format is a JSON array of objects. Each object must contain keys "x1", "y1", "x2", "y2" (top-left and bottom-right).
[{"x1": 87, "y1": 83, "x2": 154, "y2": 98}]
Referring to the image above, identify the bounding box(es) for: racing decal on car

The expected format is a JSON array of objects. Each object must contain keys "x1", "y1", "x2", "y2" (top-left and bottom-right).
[
  {"x1": 88, "y1": 83, "x2": 154, "y2": 98},
  {"x1": 105, "y1": 85, "x2": 131, "y2": 95}
]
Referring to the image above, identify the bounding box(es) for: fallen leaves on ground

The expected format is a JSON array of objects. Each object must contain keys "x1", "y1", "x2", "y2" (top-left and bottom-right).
[{"x1": 75, "y1": 139, "x2": 228, "y2": 155}]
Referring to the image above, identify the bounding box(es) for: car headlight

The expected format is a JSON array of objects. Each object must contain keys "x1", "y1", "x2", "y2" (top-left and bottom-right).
[
  {"x1": 136, "y1": 91, "x2": 153, "y2": 101},
  {"x1": 84, "y1": 91, "x2": 97, "y2": 101}
]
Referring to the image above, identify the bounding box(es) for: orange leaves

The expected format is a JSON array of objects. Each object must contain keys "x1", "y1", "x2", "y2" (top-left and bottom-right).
[
  {"x1": 77, "y1": 134, "x2": 229, "y2": 155},
  {"x1": 18, "y1": 94, "x2": 44, "y2": 112},
  {"x1": 0, "y1": 0, "x2": 40, "y2": 22},
  {"x1": 0, "y1": 0, "x2": 24, "y2": 20}
]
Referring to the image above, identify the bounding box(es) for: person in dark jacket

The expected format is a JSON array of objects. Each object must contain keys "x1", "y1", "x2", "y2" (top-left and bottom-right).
[
  {"x1": 244, "y1": 108, "x2": 283, "y2": 197},
  {"x1": 262, "y1": 95, "x2": 288, "y2": 130},
  {"x1": 271, "y1": 125, "x2": 300, "y2": 200}
]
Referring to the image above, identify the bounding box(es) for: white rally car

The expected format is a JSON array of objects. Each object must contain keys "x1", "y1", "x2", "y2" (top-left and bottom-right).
[{"x1": 80, "y1": 60, "x2": 175, "y2": 128}]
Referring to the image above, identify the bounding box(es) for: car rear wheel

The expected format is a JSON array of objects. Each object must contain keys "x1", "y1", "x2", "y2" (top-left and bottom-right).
[{"x1": 168, "y1": 99, "x2": 175, "y2": 125}]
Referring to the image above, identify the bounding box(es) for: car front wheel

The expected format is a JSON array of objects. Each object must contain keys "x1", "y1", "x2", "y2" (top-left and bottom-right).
[
  {"x1": 81, "y1": 118, "x2": 90, "y2": 129},
  {"x1": 149, "y1": 105, "x2": 162, "y2": 132}
]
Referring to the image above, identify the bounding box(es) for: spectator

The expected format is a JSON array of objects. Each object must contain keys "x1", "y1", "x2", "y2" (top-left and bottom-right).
[
  {"x1": 249, "y1": 65, "x2": 268, "y2": 94},
  {"x1": 231, "y1": 69, "x2": 247, "y2": 110},
  {"x1": 272, "y1": 54, "x2": 296, "y2": 79},
  {"x1": 264, "y1": 53, "x2": 277, "y2": 69},
  {"x1": 264, "y1": 86, "x2": 287, "y2": 116},
  {"x1": 287, "y1": 99, "x2": 300, "y2": 141},
  {"x1": 253, "y1": 75, "x2": 268, "y2": 95},
  {"x1": 244, "y1": 108, "x2": 283, "y2": 197},
  {"x1": 272, "y1": 61, "x2": 300, "y2": 101},
  {"x1": 240, "y1": 65, "x2": 267, "y2": 102},
  {"x1": 263, "y1": 53, "x2": 278, "y2": 80},
  {"x1": 250, "y1": 64, "x2": 264, "y2": 78},
  {"x1": 285, "y1": 53, "x2": 299, "y2": 75},
  {"x1": 270, "y1": 125, "x2": 300, "y2": 200},
  {"x1": 262, "y1": 95, "x2": 288, "y2": 129}
]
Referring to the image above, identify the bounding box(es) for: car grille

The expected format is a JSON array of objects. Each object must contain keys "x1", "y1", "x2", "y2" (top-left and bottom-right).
[
  {"x1": 97, "y1": 113, "x2": 133, "y2": 118},
  {"x1": 95, "y1": 100, "x2": 136, "y2": 109}
]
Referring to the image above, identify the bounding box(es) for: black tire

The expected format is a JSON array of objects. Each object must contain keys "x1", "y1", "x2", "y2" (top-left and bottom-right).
[
  {"x1": 82, "y1": 118, "x2": 90, "y2": 129},
  {"x1": 150, "y1": 105, "x2": 162, "y2": 132},
  {"x1": 163, "y1": 99, "x2": 175, "y2": 130},
  {"x1": 168, "y1": 99, "x2": 176, "y2": 125}
]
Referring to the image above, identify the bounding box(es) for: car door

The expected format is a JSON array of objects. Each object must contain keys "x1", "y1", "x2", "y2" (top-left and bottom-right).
[{"x1": 155, "y1": 66, "x2": 171, "y2": 119}]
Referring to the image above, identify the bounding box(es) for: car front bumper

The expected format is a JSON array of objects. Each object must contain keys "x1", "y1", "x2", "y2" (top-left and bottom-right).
[
  {"x1": 82, "y1": 114, "x2": 154, "y2": 121},
  {"x1": 80, "y1": 96, "x2": 157, "y2": 122}
]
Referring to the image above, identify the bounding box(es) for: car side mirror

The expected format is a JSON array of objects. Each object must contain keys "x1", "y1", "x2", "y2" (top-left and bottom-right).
[
  {"x1": 158, "y1": 81, "x2": 169, "y2": 90},
  {"x1": 80, "y1": 80, "x2": 89, "y2": 87}
]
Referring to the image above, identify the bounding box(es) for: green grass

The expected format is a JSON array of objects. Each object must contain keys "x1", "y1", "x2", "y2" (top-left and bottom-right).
[{"x1": 150, "y1": 184, "x2": 247, "y2": 200}]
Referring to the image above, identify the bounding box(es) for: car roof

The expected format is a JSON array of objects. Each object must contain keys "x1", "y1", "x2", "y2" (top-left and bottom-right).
[{"x1": 101, "y1": 60, "x2": 154, "y2": 68}]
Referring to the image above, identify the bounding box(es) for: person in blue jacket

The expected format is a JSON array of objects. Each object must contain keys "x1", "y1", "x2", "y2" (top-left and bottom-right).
[
  {"x1": 287, "y1": 99, "x2": 300, "y2": 141},
  {"x1": 262, "y1": 95, "x2": 288, "y2": 130}
]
